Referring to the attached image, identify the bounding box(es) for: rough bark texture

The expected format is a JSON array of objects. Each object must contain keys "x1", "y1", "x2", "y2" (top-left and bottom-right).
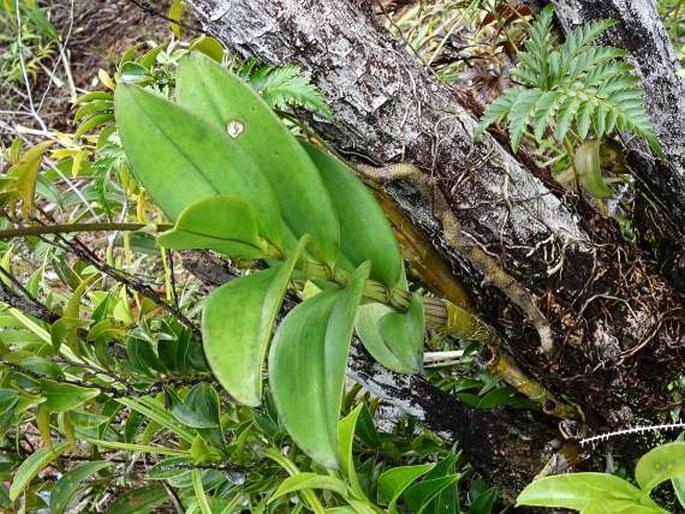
[
  {"x1": 547, "y1": 0, "x2": 685, "y2": 288},
  {"x1": 184, "y1": 0, "x2": 684, "y2": 500}
]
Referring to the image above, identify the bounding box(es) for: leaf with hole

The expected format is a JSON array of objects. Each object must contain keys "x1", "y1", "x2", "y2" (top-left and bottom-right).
[
  {"x1": 175, "y1": 52, "x2": 339, "y2": 264},
  {"x1": 114, "y1": 84, "x2": 283, "y2": 247}
]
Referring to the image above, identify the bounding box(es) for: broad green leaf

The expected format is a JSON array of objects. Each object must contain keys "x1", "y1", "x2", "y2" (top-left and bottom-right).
[
  {"x1": 338, "y1": 403, "x2": 365, "y2": 497},
  {"x1": 404, "y1": 475, "x2": 460, "y2": 514},
  {"x1": 105, "y1": 484, "x2": 168, "y2": 514},
  {"x1": 119, "y1": 61, "x2": 150, "y2": 85},
  {"x1": 575, "y1": 140, "x2": 612, "y2": 199},
  {"x1": 50, "y1": 461, "x2": 113, "y2": 514},
  {"x1": 422, "y1": 452, "x2": 460, "y2": 514},
  {"x1": 635, "y1": 442, "x2": 685, "y2": 494},
  {"x1": 203, "y1": 236, "x2": 308, "y2": 407},
  {"x1": 580, "y1": 498, "x2": 666, "y2": 514},
  {"x1": 39, "y1": 380, "x2": 100, "y2": 413},
  {"x1": 355, "y1": 294, "x2": 424, "y2": 374},
  {"x1": 114, "y1": 84, "x2": 283, "y2": 246},
  {"x1": 269, "y1": 264, "x2": 369, "y2": 468},
  {"x1": 9, "y1": 441, "x2": 69, "y2": 501},
  {"x1": 379, "y1": 463, "x2": 434, "y2": 511},
  {"x1": 271, "y1": 473, "x2": 349, "y2": 500},
  {"x1": 175, "y1": 53, "x2": 339, "y2": 264},
  {"x1": 303, "y1": 143, "x2": 402, "y2": 288},
  {"x1": 157, "y1": 195, "x2": 268, "y2": 259},
  {"x1": 516, "y1": 473, "x2": 643, "y2": 511},
  {"x1": 50, "y1": 317, "x2": 88, "y2": 352},
  {"x1": 189, "y1": 36, "x2": 225, "y2": 62},
  {"x1": 167, "y1": 383, "x2": 221, "y2": 429}
]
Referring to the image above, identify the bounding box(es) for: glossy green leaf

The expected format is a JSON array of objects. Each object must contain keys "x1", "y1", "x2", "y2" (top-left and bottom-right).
[
  {"x1": 39, "y1": 380, "x2": 100, "y2": 413},
  {"x1": 8, "y1": 140, "x2": 52, "y2": 217},
  {"x1": 114, "y1": 84, "x2": 283, "y2": 246},
  {"x1": 119, "y1": 61, "x2": 150, "y2": 85},
  {"x1": 405, "y1": 475, "x2": 461, "y2": 514},
  {"x1": 105, "y1": 484, "x2": 168, "y2": 514},
  {"x1": 203, "y1": 237, "x2": 308, "y2": 407},
  {"x1": 50, "y1": 317, "x2": 88, "y2": 351},
  {"x1": 50, "y1": 461, "x2": 113, "y2": 514},
  {"x1": 575, "y1": 140, "x2": 612, "y2": 199},
  {"x1": 158, "y1": 195, "x2": 267, "y2": 259},
  {"x1": 379, "y1": 463, "x2": 434, "y2": 510},
  {"x1": 271, "y1": 473, "x2": 349, "y2": 500},
  {"x1": 117, "y1": 397, "x2": 195, "y2": 443},
  {"x1": 175, "y1": 53, "x2": 339, "y2": 264},
  {"x1": 167, "y1": 383, "x2": 221, "y2": 429},
  {"x1": 338, "y1": 403, "x2": 365, "y2": 497},
  {"x1": 355, "y1": 294, "x2": 424, "y2": 374},
  {"x1": 516, "y1": 473, "x2": 643, "y2": 511},
  {"x1": 422, "y1": 452, "x2": 460, "y2": 514},
  {"x1": 303, "y1": 143, "x2": 401, "y2": 288},
  {"x1": 580, "y1": 498, "x2": 666, "y2": 514},
  {"x1": 269, "y1": 263, "x2": 369, "y2": 468},
  {"x1": 10, "y1": 441, "x2": 69, "y2": 501},
  {"x1": 635, "y1": 442, "x2": 685, "y2": 494}
]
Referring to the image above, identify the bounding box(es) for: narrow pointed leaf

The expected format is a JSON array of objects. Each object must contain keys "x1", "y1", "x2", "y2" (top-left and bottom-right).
[
  {"x1": 269, "y1": 264, "x2": 369, "y2": 468},
  {"x1": 379, "y1": 463, "x2": 435, "y2": 510},
  {"x1": 10, "y1": 441, "x2": 69, "y2": 501},
  {"x1": 304, "y1": 143, "x2": 402, "y2": 288},
  {"x1": 175, "y1": 53, "x2": 339, "y2": 264},
  {"x1": 405, "y1": 475, "x2": 460, "y2": 514},
  {"x1": 50, "y1": 461, "x2": 113, "y2": 514},
  {"x1": 338, "y1": 403, "x2": 365, "y2": 497},
  {"x1": 203, "y1": 237, "x2": 308, "y2": 407},
  {"x1": 158, "y1": 195, "x2": 266, "y2": 258},
  {"x1": 39, "y1": 380, "x2": 100, "y2": 413},
  {"x1": 271, "y1": 473, "x2": 349, "y2": 500},
  {"x1": 114, "y1": 84, "x2": 283, "y2": 246}
]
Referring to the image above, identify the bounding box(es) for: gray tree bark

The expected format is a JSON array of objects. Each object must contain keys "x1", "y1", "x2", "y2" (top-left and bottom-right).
[{"x1": 184, "y1": 0, "x2": 684, "y2": 501}]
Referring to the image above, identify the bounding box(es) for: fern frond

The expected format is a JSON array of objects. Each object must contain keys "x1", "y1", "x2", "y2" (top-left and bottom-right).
[
  {"x1": 507, "y1": 89, "x2": 544, "y2": 151},
  {"x1": 532, "y1": 91, "x2": 563, "y2": 141},
  {"x1": 558, "y1": 18, "x2": 617, "y2": 65},
  {"x1": 474, "y1": 89, "x2": 518, "y2": 136},
  {"x1": 476, "y1": 5, "x2": 661, "y2": 157},
  {"x1": 248, "y1": 65, "x2": 332, "y2": 117}
]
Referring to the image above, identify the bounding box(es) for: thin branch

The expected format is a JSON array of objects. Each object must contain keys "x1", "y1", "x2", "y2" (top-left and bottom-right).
[
  {"x1": 125, "y1": 0, "x2": 207, "y2": 35},
  {"x1": 0, "y1": 222, "x2": 169, "y2": 239}
]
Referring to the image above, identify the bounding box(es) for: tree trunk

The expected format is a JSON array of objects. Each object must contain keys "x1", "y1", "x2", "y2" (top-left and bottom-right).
[
  {"x1": 185, "y1": 0, "x2": 684, "y2": 499},
  {"x1": 545, "y1": 0, "x2": 685, "y2": 289}
]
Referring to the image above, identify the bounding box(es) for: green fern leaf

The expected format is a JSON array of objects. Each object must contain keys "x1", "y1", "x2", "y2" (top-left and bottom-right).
[
  {"x1": 576, "y1": 100, "x2": 595, "y2": 139},
  {"x1": 248, "y1": 65, "x2": 332, "y2": 117},
  {"x1": 532, "y1": 91, "x2": 562, "y2": 141},
  {"x1": 555, "y1": 95, "x2": 582, "y2": 142},
  {"x1": 474, "y1": 90, "x2": 518, "y2": 136},
  {"x1": 507, "y1": 89, "x2": 544, "y2": 151}
]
